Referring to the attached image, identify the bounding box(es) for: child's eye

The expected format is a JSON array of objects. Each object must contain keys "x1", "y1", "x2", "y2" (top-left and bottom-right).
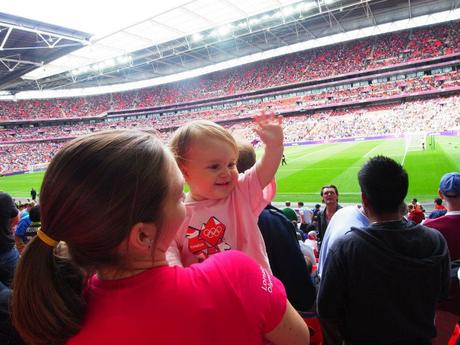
[
  {"x1": 208, "y1": 164, "x2": 220, "y2": 170},
  {"x1": 228, "y1": 162, "x2": 236, "y2": 168}
]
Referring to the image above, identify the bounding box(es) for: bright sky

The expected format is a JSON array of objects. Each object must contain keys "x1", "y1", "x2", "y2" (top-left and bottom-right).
[{"x1": 1, "y1": 0, "x2": 191, "y2": 37}]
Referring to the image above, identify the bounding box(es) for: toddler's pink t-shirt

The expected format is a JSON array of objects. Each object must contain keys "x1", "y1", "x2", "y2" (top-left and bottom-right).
[
  {"x1": 168, "y1": 165, "x2": 275, "y2": 270},
  {"x1": 68, "y1": 251, "x2": 287, "y2": 345}
]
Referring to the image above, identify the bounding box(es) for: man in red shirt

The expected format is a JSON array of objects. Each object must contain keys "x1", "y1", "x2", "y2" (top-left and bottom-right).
[
  {"x1": 433, "y1": 197, "x2": 447, "y2": 211},
  {"x1": 424, "y1": 172, "x2": 460, "y2": 345}
]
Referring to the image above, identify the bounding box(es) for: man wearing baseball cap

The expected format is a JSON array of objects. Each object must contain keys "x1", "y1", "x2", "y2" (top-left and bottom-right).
[
  {"x1": 0, "y1": 192, "x2": 20, "y2": 287},
  {"x1": 425, "y1": 172, "x2": 460, "y2": 256},
  {"x1": 424, "y1": 172, "x2": 460, "y2": 345}
]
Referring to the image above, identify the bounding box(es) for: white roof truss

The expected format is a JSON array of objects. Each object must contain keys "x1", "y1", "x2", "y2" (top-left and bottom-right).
[{"x1": 23, "y1": 0, "x2": 302, "y2": 80}]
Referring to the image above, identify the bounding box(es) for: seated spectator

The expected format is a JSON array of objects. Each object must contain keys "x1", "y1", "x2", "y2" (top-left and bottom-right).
[
  {"x1": 0, "y1": 282, "x2": 25, "y2": 344},
  {"x1": 434, "y1": 197, "x2": 447, "y2": 210},
  {"x1": 318, "y1": 156, "x2": 450, "y2": 345},
  {"x1": 282, "y1": 207, "x2": 299, "y2": 228},
  {"x1": 15, "y1": 205, "x2": 40, "y2": 254},
  {"x1": 11, "y1": 130, "x2": 309, "y2": 345},
  {"x1": 428, "y1": 197, "x2": 448, "y2": 219},
  {"x1": 408, "y1": 203, "x2": 425, "y2": 224},
  {"x1": 14, "y1": 210, "x2": 31, "y2": 248},
  {"x1": 0, "y1": 193, "x2": 20, "y2": 288},
  {"x1": 311, "y1": 204, "x2": 321, "y2": 229},
  {"x1": 301, "y1": 231, "x2": 319, "y2": 262},
  {"x1": 298, "y1": 201, "x2": 313, "y2": 233},
  {"x1": 411, "y1": 197, "x2": 425, "y2": 213},
  {"x1": 19, "y1": 203, "x2": 32, "y2": 219},
  {"x1": 237, "y1": 141, "x2": 316, "y2": 311},
  {"x1": 424, "y1": 172, "x2": 460, "y2": 345}
]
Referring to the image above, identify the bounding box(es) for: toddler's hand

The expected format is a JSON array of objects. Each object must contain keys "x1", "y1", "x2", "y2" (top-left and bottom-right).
[{"x1": 253, "y1": 112, "x2": 283, "y2": 147}]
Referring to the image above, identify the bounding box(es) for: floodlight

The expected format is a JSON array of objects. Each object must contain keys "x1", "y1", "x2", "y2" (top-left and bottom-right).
[
  {"x1": 116, "y1": 55, "x2": 131, "y2": 64},
  {"x1": 261, "y1": 14, "x2": 271, "y2": 21},
  {"x1": 103, "y1": 59, "x2": 116, "y2": 68},
  {"x1": 237, "y1": 22, "x2": 248, "y2": 29},
  {"x1": 249, "y1": 18, "x2": 260, "y2": 26},
  {"x1": 217, "y1": 25, "x2": 232, "y2": 36},
  {"x1": 282, "y1": 6, "x2": 295, "y2": 16},
  {"x1": 301, "y1": 2, "x2": 316, "y2": 11},
  {"x1": 192, "y1": 33, "x2": 204, "y2": 42}
]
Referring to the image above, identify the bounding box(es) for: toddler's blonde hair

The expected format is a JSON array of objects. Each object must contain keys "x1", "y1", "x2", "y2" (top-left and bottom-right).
[{"x1": 170, "y1": 120, "x2": 238, "y2": 165}]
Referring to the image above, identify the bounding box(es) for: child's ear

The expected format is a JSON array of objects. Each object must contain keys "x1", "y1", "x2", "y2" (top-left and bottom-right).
[{"x1": 179, "y1": 164, "x2": 189, "y2": 179}]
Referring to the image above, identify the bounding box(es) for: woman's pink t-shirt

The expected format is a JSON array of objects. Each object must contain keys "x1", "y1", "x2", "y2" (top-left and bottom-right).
[{"x1": 68, "y1": 251, "x2": 286, "y2": 345}]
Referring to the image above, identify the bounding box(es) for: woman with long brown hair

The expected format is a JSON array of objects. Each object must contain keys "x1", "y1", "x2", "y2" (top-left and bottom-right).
[{"x1": 11, "y1": 130, "x2": 308, "y2": 345}]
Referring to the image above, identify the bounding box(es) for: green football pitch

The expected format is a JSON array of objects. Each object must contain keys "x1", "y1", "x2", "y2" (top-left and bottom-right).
[{"x1": 1, "y1": 136, "x2": 459, "y2": 203}]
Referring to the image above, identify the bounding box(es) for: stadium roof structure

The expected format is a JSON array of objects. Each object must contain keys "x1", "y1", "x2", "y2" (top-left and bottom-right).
[
  {"x1": 0, "y1": 12, "x2": 90, "y2": 93},
  {"x1": 0, "y1": 0, "x2": 459, "y2": 99}
]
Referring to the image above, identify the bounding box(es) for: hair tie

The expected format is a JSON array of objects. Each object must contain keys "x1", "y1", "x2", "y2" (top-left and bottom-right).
[{"x1": 37, "y1": 228, "x2": 58, "y2": 247}]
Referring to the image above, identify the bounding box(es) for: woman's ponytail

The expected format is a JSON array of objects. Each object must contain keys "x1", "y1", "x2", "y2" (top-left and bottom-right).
[{"x1": 12, "y1": 236, "x2": 86, "y2": 345}]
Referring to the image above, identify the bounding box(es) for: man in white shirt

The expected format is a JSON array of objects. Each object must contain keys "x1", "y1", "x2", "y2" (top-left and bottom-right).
[
  {"x1": 317, "y1": 205, "x2": 369, "y2": 278},
  {"x1": 297, "y1": 201, "x2": 313, "y2": 233}
]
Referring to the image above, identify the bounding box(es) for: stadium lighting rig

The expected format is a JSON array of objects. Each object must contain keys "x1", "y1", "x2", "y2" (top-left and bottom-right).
[
  {"x1": 187, "y1": 0, "x2": 318, "y2": 45},
  {"x1": 4, "y1": 0, "x2": 459, "y2": 101},
  {"x1": 70, "y1": 55, "x2": 132, "y2": 77}
]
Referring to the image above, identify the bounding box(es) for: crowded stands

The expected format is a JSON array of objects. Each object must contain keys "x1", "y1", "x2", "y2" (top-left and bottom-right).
[
  {"x1": 1, "y1": 95, "x2": 459, "y2": 175},
  {"x1": 0, "y1": 22, "x2": 459, "y2": 121}
]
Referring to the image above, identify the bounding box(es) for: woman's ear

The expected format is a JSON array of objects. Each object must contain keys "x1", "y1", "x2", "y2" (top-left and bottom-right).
[{"x1": 127, "y1": 222, "x2": 156, "y2": 252}]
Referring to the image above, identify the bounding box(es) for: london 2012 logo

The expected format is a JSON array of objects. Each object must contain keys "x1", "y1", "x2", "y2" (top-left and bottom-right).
[{"x1": 185, "y1": 216, "x2": 231, "y2": 261}]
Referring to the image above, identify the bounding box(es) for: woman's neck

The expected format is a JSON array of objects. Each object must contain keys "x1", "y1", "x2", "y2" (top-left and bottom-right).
[{"x1": 97, "y1": 256, "x2": 168, "y2": 280}]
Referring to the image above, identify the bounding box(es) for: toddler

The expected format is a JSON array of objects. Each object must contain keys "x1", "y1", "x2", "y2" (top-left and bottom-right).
[{"x1": 168, "y1": 113, "x2": 283, "y2": 270}]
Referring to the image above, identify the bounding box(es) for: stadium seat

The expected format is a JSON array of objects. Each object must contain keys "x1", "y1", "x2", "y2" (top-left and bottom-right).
[{"x1": 299, "y1": 311, "x2": 323, "y2": 345}]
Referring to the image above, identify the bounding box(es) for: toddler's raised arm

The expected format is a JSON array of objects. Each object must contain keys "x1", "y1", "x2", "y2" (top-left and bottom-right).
[{"x1": 253, "y1": 112, "x2": 284, "y2": 188}]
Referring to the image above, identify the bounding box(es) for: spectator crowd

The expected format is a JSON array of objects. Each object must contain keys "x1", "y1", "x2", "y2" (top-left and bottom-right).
[{"x1": 0, "y1": 21, "x2": 459, "y2": 121}]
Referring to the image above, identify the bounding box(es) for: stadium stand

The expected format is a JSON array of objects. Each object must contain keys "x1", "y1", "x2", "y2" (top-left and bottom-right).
[
  {"x1": 1, "y1": 95, "x2": 459, "y2": 175},
  {"x1": 0, "y1": 22, "x2": 460, "y2": 174},
  {"x1": 0, "y1": 22, "x2": 459, "y2": 121}
]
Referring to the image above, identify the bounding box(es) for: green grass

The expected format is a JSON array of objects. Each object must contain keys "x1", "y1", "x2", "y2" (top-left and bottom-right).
[
  {"x1": 272, "y1": 136, "x2": 460, "y2": 203},
  {"x1": 2, "y1": 136, "x2": 459, "y2": 203},
  {"x1": 0, "y1": 171, "x2": 45, "y2": 199}
]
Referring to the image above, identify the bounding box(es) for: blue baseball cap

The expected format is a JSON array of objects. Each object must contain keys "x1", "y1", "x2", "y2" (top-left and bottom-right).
[{"x1": 440, "y1": 172, "x2": 460, "y2": 197}]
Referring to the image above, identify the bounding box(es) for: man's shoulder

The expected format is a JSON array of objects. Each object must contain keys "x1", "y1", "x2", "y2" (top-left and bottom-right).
[
  {"x1": 260, "y1": 206, "x2": 294, "y2": 230},
  {"x1": 425, "y1": 213, "x2": 460, "y2": 223},
  {"x1": 418, "y1": 220, "x2": 456, "y2": 240},
  {"x1": 262, "y1": 205, "x2": 288, "y2": 220},
  {"x1": 333, "y1": 205, "x2": 358, "y2": 216},
  {"x1": 329, "y1": 206, "x2": 368, "y2": 227},
  {"x1": 413, "y1": 222, "x2": 441, "y2": 232},
  {"x1": 329, "y1": 228, "x2": 362, "y2": 251},
  {"x1": 423, "y1": 215, "x2": 457, "y2": 233}
]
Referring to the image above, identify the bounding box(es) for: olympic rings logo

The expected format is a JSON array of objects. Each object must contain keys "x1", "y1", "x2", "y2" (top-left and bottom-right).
[{"x1": 203, "y1": 225, "x2": 223, "y2": 238}]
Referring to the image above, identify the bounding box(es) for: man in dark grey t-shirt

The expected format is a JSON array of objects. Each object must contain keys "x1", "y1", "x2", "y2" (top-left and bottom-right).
[{"x1": 318, "y1": 156, "x2": 450, "y2": 345}]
